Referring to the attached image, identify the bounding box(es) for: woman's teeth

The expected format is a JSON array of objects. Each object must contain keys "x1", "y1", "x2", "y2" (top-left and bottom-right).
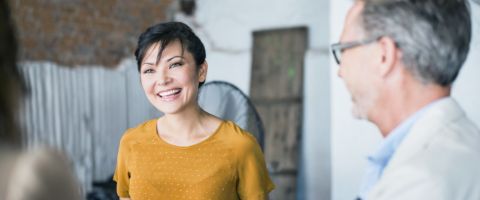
[{"x1": 158, "y1": 89, "x2": 181, "y2": 97}]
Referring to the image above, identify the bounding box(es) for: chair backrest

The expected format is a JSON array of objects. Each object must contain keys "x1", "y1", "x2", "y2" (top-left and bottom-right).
[{"x1": 198, "y1": 81, "x2": 265, "y2": 149}]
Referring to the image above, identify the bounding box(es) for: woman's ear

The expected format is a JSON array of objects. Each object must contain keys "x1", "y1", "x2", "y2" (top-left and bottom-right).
[{"x1": 199, "y1": 60, "x2": 208, "y2": 82}]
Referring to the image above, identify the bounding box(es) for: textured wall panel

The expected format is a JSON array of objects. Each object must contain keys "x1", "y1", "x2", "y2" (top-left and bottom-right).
[{"x1": 18, "y1": 60, "x2": 159, "y2": 194}]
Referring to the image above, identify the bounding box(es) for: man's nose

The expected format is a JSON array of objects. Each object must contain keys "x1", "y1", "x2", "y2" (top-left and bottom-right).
[{"x1": 337, "y1": 67, "x2": 343, "y2": 78}]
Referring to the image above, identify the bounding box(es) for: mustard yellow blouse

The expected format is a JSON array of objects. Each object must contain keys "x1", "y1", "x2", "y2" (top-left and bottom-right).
[{"x1": 113, "y1": 120, "x2": 275, "y2": 200}]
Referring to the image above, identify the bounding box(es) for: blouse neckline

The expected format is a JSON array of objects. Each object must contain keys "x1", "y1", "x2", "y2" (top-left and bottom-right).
[{"x1": 150, "y1": 119, "x2": 226, "y2": 150}]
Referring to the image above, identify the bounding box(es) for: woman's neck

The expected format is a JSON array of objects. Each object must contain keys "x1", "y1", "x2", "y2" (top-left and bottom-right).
[{"x1": 157, "y1": 104, "x2": 218, "y2": 145}]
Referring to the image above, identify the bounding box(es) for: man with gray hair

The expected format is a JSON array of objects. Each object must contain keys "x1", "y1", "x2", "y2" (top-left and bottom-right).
[{"x1": 331, "y1": 0, "x2": 480, "y2": 199}]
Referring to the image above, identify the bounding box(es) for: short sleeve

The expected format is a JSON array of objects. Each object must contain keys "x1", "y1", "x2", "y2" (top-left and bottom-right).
[
  {"x1": 237, "y1": 135, "x2": 275, "y2": 200},
  {"x1": 113, "y1": 134, "x2": 131, "y2": 198}
]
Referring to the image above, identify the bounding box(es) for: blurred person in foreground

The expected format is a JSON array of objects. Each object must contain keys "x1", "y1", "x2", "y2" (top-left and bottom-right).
[
  {"x1": 0, "y1": 1, "x2": 81, "y2": 200},
  {"x1": 113, "y1": 22, "x2": 274, "y2": 200},
  {"x1": 331, "y1": 0, "x2": 480, "y2": 199}
]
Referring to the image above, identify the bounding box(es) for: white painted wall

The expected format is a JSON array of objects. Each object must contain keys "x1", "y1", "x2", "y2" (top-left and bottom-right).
[
  {"x1": 174, "y1": 1, "x2": 480, "y2": 199},
  {"x1": 453, "y1": 1, "x2": 480, "y2": 127},
  {"x1": 330, "y1": 1, "x2": 480, "y2": 200},
  {"x1": 176, "y1": 0, "x2": 332, "y2": 199},
  {"x1": 179, "y1": 0, "x2": 329, "y2": 94}
]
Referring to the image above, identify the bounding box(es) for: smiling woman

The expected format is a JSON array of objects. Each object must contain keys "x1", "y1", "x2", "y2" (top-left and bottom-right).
[
  {"x1": 113, "y1": 22, "x2": 275, "y2": 200},
  {"x1": 139, "y1": 40, "x2": 205, "y2": 115}
]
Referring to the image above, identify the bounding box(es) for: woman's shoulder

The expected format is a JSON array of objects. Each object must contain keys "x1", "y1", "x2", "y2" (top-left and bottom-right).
[
  {"x1": 120, "y1": 119, "x2": 157, "y2": 144},
  {"x1": 219, "y1": 121, "x2": 260, "y2": 150}
]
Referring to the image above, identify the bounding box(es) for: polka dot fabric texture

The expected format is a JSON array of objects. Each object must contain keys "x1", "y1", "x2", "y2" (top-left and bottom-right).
[{"x1": 114, "y1": 120, "x2": 274, "y2": 200}]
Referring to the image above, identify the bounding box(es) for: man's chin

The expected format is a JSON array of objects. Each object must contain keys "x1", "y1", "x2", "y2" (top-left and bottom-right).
[{"x1": 352, "y1": 105, "x2": 368, "y2": 120}]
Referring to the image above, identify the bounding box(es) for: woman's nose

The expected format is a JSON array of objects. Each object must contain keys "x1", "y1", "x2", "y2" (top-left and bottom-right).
[{"x1": 156, "y1": 69, "x2": 172, "y2": 86}]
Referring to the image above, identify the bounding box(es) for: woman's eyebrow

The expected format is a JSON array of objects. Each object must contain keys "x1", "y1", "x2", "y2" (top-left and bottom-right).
[
  {"x1": 142, "y1": 62, "x2": 155, "y2": 66},
  {"x1": 166, "y1": 56, "x2": 184, "y2": 62}
]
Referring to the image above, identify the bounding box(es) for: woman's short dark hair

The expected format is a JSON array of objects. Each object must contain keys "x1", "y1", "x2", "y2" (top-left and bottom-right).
[{"x1": 134, "y1": 22, "x2": 206, "y2": 86}]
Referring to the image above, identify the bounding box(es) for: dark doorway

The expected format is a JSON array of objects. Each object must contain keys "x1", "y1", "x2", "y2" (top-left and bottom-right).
[{"x1": 250, "y1": 27, "x2": 308, "y2": 200}]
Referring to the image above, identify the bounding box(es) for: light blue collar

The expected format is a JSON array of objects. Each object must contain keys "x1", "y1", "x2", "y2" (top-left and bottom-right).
[{"x1": 358, "y1": 98, "x2": 445, "y2": 199}]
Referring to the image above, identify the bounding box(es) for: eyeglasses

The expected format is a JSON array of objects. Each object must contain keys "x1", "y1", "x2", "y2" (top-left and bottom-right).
[{"x1": 330, "y1": 37, "x2": 381, "y2": 65}]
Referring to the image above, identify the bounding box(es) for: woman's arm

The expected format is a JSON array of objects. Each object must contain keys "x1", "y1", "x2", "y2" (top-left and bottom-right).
[{"x1": 236, "y1": 134, "x2": 275, "y2": 199}]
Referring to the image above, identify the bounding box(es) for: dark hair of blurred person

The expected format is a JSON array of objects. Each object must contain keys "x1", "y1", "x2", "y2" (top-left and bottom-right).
[
  {"x1": 0, "y1": 0, "x2": 25, "y2": 147},
  {"x1": 0, "y1": 1, "x2": 82, "y2": 200}
]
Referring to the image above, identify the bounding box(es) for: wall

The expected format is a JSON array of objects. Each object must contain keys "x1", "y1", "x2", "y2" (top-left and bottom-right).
[
  {"x1": 177, "y1": 0, "x2": 332, "y2": 199},
  {"x1": 8, "y1": 0, "x2": 174, "y2": 194},
  {"x1": 330, "y1": 1, "x2": 480, "y2": 200},
  {"x1": 452, "y1": 1, "x2": 480, "y2": 126},
  {"x1": 19, "y1": 60, "x2": 160, "y2": 193},
  {"x1": 9, "y1": 0, "x2": 173, "y2": 67}
]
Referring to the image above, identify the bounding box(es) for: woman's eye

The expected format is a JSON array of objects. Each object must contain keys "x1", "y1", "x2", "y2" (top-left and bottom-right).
[
  {"x1": 143, "y1": 69, "x2": 155, "y2": 74},
  {"x1": 169, "y1": 62, "x2": 183, "y2": 69}
]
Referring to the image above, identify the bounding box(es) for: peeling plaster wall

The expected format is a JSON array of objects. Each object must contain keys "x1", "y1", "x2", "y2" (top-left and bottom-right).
[{"x1": 9, "y1": 0, "x2": 173, "y2": 67}]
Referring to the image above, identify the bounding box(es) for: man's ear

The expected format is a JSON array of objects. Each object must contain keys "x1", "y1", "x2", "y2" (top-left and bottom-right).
[
  {"x1": 377, "y1": 36, "x2": 398, "y2": 78},
  {"x1": 199, "y1": 60, "x2": 208, "y2": 82}
]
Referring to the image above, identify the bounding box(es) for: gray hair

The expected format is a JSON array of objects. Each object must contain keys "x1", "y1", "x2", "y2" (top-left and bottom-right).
[{"x1": 360, "y1": 0, "x2": 472, "y2": 86}]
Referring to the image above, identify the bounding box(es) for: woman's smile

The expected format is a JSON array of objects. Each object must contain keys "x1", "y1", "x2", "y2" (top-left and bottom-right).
[{"x1": 156, "y1": 88, "x2": 182, "y2": 102}]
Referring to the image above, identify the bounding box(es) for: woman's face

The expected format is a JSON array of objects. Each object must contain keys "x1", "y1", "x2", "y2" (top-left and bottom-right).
[{"x1": 140, "y1": 41, "x2": 207, "y2": 115}]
